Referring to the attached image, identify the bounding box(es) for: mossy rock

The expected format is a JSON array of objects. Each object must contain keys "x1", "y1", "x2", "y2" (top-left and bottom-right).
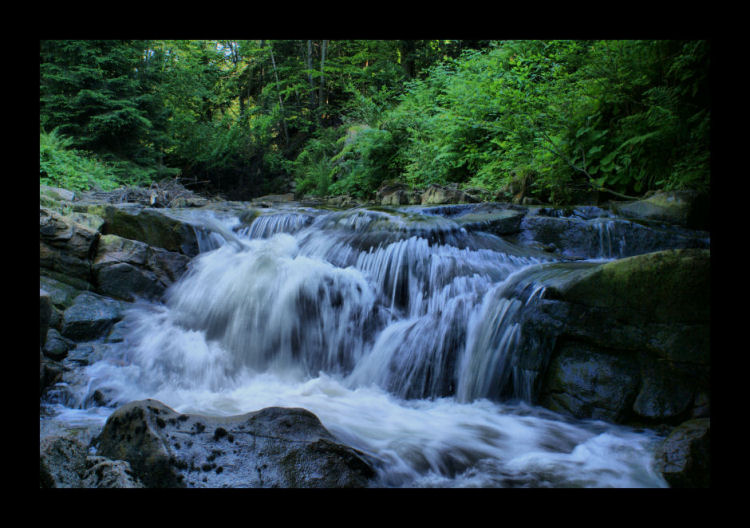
[
  {"x1": 549, "y1": 248, "x2": 710, "y2": 325},
  {"x1": 40, "y1": 185, "x2": 76, "y2": 202},
  {"x1": 612, "y1": 190, "x2": 710, "y2": 230},
  {"x1": 99, "y1": 205, "x2": 200, "y2": 256}
]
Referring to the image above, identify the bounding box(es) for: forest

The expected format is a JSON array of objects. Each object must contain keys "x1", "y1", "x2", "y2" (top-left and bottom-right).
[{"x1": 40, "y1": 39, "x2": 710, "y2": 205}]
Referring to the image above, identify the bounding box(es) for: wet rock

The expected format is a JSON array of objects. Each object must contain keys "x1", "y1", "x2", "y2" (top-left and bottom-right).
[
  {"x1": 40, "y1": 290, "x2": 51, "y2": 347},
  {"x1": 654, "y1": 418, "x2": 710, "y2": 487},
  {"x1": 537, "y1": 249, "x2": 710, "y2": 424},
  {"x1": 40, "y1": 435, "x2": 88, "y2": 488},
  {"x1": 64, "y1": 342, "x2": 112, "y2": 366},
  {"x1": 43, "y1": 328, "x2": 73, "y2": 360},
  {"x1": 94, "y1": 399, "x2": 376, "y2": 488},
  {"x1": 97, "y1": 204, "x2": 201, "y2": 257},
  {"x1": 453, "y1": 205, "x2": 527, "y2": 236},
  {"x1": 60, "y1": 291, "x2": 125, "y2": 341},
  {"x1": 40, "y1": 275, "x2": 85, "y2": 312},
  {"x1": 611, "y1": 190, "x2": 709, "y2": 230},
  {"x1": 552, "y1": 249, "x2": 710, "y2": 325},
  {"x1": 40, "y1": 349, "x2": 64, "y2": 397},
  {"x1": 517, "y1": 208, "x2": 709, "y2": 260},
  {"x1": 93, "y1": 234, "x2": 190, "y2": 301},
  {"x1": 542, "y1": 342, "x2": 640, "y2": 422}
]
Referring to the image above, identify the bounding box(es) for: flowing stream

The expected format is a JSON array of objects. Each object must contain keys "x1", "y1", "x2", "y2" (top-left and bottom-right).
[{"x1": 43, "y1": 205, "x2": 670, "y2": 488}]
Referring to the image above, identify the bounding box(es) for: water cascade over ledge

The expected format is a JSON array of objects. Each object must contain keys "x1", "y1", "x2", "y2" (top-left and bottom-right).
[{"x1": 46, "y1": 204, "x2": 678, "y2": 488}]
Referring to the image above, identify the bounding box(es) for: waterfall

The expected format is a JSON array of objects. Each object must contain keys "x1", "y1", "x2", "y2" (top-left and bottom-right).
[{"x1": 59, "y1": 205, "x2": 669, "y2": 487}]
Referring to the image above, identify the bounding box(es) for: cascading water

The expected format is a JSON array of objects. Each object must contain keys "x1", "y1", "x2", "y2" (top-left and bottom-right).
[{"x1": 44, "y1": 205, "x2": 670, "y2": 488}]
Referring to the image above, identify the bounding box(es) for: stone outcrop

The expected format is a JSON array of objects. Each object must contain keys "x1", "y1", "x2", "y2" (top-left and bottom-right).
[
  {"x1": 421, "y1": 184, "x2": 479, "y2": 205},
  {"x1": 517, "y1": 209, "x2": 709, "y2": 260},
  {"x1": 610, "y1": 190, "x2": 710, "y2": 230},
  {"x1": 94, "y1": 399, "x2": 376, "y2": 488},
  {"x1": 528, "y1": 249, "x2": 710, "y2": 424},
  {"x1": 40, "y1": 207, "x2": 101, "y2": 289},
  {"x1": 90, "y1": 204, "x2": 201, "y2": 257},
  {"x1": 93, "y1": 234, "x2": 191, "y2": 301},
  {"x1": 326, "y1": 194, "x2": 363, "y2": 208},
  {"x1": 377, "y1": 183, "x2": 421, "y2": 206}
]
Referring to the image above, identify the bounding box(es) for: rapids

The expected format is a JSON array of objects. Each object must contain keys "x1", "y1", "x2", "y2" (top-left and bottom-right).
[{"x1": 42, "y1": 204, "x2": 671, "y2": 487}]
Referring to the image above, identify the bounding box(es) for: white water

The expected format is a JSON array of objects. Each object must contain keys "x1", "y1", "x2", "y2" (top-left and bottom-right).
[{"x1": 47, "y1": 206, "x2": 668, "y2": 488}]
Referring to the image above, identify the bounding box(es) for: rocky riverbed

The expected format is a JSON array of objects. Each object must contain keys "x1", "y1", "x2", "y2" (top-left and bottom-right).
[{"x1": 39, "y1": 184, "x2": 710, "y2": 488}]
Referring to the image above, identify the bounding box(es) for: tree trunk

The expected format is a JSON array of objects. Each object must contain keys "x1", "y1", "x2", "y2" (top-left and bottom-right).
[
  {"x1": 307, "y1": 40, "x2": 316, "y2": 114},
  {"x1": 399, "y1": 40, "x2": 416, "y2": 79},
  {"x1": 319, "y1": 40, "x2": 328, "y2": 119},
  {"x1": 268, "y1": 43, "x2": 289, "y2": 147}
]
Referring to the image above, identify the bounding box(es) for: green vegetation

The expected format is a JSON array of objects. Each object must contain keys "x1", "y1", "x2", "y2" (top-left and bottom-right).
[
  {"x1": 40, "y1": 40, "x2": 709, "y2": 204},
  {"x1": 40, "y1": 129, "x2": 119, "y2": 191}
]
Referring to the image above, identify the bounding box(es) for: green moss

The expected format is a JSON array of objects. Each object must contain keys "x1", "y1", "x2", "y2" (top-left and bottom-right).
[{"x1": 558, "y1": 249, "x2": 710, "y2": 324}]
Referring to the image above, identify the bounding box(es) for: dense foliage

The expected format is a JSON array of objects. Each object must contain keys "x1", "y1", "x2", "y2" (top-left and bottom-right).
[{"x1": 40, "y1": 39, "x2": 709, "y2": 203}]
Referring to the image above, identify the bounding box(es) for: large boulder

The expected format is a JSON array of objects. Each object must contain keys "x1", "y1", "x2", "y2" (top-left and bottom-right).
[
  {"x1": 654, "y1": 418, "x2": 710, "y2": 487},
  {"x1": 60, "y1": 291, "x2": 125, "y2": 341},
  {"x1": 93, "y1": 204, "x2": 201, "y2": 257},
  {"x1": 326, "y1": 195, "x2": 362, "y2": 209},
  {"x1": 40, "y1": 185, "x2": 76, "y2": 202},
  {"x1": 40, "y1": 207, "x2": 102, "y2": 286},
  {"x1": 376, "y1": 183, "x2": 421, "y2": 207},
  {"x1": 552, "y1": 248, "x2": 710, "y2": 325},
  {"x1": 421, "y1": 184, "x2": 479, "y2": 205},
  {"x1": 532, "y1": 249, "x2": 710, "y2": 424},
  {"x1": 94, "y1": 399, "x2": 376, "y2": 488},
  {"x1": 611, "y1": 190, "x2": 710, "y2": 230},
  {"x1": 42, "y1": 328, "x2": 74, "y2": 361},
  {"x1": 93, "y1": 234, "x2": 191, "y2": 301}
]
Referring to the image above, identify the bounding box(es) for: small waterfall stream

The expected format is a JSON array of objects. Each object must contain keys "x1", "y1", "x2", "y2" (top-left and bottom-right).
[{"x1": 44, "y1": 205, "x2": 672, "y2": 488}]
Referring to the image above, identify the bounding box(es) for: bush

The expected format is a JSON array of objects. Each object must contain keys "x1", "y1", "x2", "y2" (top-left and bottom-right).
[{"x1": 40, "y1": 129, "x2": 120, "y2": 191}]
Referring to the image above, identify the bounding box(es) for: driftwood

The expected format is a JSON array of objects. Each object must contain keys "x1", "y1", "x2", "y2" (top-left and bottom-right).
[{"x1": 82, "y1": 179, "x2": 207, "y2": 207}]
